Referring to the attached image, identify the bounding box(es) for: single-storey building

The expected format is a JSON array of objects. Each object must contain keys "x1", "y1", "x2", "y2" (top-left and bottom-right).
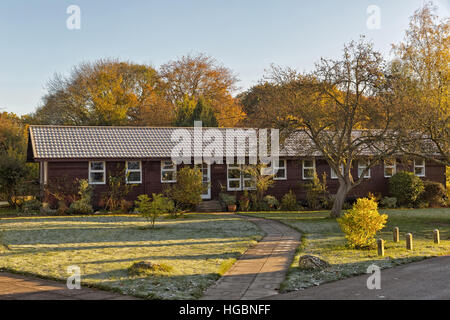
[{"x1": 27, "y1": 125, "x2": 446, "y2": 207}]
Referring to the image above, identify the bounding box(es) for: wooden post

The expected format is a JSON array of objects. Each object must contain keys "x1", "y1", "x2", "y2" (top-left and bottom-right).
[
  {"x1": 406, "y1": 233, "x2": 413, "y2": 250},
  {"x1": 393, "y1": 227, "x2": 399, "y2": 243},
  {"x1": 434, "y1": 229, "x2": 440, "y2": 244},
  {"x1": 377, "y1": 238, "x2": 385, "y2": 256}
]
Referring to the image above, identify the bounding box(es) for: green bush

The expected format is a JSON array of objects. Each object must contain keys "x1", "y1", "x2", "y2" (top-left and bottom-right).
[
  {"x1": 239, "y1": 190, "x2": 251, "y2": 211},
  {"x1": 389, "y1": 171, "x2": 424, "y2": 207},
  {"x1": 304, "y1": 173, "x2": 328, "y2": 209},
  {"x1": 280, "y1": 190, "x2": 298, "y2": 211},
  {"x1": 165, "y1": 167, "x2": 203, "y2": 210},
  {"x1": 135, "y1": 194, "x2": 175, "y2": 228},
  {"x1": 103, "y1": 169, "x2": 134, "y2": 212},
  {"x1": 219, "y1": 192, "x2": 236, "y2": 206},
  {"x1": 337, "y1": 198, "x2": 388, "y2": 249},
  {"x1": 68, "y1": 179, "x2": 93, "y2": 214},
  {"x1": 380, "y1": 197, "x2": 397, "y2": 209},
  {"x1": 419, "y1": 181, "x2": 446, "y2": 207},
  {"x1": 264, "y1": 195, "x2": 279, "y2": 210},
  {"x1": 21, "y1": 199, "x2": 41, "y2": 214}
]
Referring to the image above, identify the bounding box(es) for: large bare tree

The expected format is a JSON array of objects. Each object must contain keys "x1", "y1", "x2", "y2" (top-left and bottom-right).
[{"x1": 245, "y1": 38, "x2": 399, "y2": 217}]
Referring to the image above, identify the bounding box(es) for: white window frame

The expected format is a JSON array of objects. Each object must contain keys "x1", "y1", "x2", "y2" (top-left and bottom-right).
[
  {"x1": 273, "y1": 159, "x2": 287, "y2": 181},
  {"x1": 126, "y1": 161, "x2": 142, "y2": 184},
  {"x1": 227, "y1": 164, "x2": 242, "y2": 191},
  {"x1": 302, "y1": 159, "x2": 316, "y2": 180},
  {"x1": 161, "y1": 161, "x2": 177, "y2": 183},
  {"x1": 89, "y1": 161, "x2": 106, "y2": 185},
  {"x1": 414, "y1": 159, "x2": 426, "y2": 177},
  {"x1": 261, "y1": 159, "x2": 287, "y2": 180},
  {"x1": 384, "y1": 158, "x2": 396, "y2": 178},
  {"x1": 358, "y1": 159, "x2": 371, "y2": 179},
  {"x1": 331, "y1": 164, "x2": 344, "y2": 179}
]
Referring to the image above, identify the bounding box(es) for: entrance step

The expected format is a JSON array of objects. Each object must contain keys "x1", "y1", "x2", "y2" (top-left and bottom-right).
[{"x1": 196, "y1": 200, "x2": 224, "y2": 213}]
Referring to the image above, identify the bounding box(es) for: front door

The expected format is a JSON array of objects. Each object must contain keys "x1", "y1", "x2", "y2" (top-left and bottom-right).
[{"x1": 199, "y1": 163, "x2": 211, "y2": 200}]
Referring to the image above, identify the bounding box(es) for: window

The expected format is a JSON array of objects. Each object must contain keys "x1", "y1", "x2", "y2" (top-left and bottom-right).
[
  {"x1": 331, "y1": 164, "x2": 344, "y2": 179},
  {"x1": 302, "y1": 159, "x2": 316, "y2": 180},
  {"x1": 126, "y1": 161, "x2": 142, "y2": 184},
  {"x1": 161, "y1": 161, "x2": 177, "y2": 183},
  {"x1": 274, "y1": 159, "x2": 287, "y2": 180},
  {"x1": 227, "y1": 164, "x2": 256, "y2": 191},
  {"x1": 358, "y1": 159, "x2": 371, "y2": 179},
  {"x1": 227, "y1": 164, "x2": 242, "y2": 191},
  {"x1": 89, "y1": 161, "x2": 105, "y2": 184},
  {"x1": 414, "y1": 159, "x2": 425, "y2": 177},
  {"x1": 384, "y1": 158, "x2": 396, "y2": 178},
  {"x1": 261, "y1": 159, "x2": 287, "y2": 180}
]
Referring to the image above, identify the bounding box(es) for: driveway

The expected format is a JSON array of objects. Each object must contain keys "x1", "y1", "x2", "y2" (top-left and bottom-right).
[{"x1": 264, "y1": 256, "x2": 450, "y2": 300}]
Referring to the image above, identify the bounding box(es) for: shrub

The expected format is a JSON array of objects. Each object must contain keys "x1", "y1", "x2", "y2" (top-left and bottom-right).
[
  {"x1": 120, "y1": 200, "x2": 134, "y2": 213},
  {"x1": 164, "y1": 167, "x2": 203, "y2": 210},
  {"x1": 419, "y1": 181, "x2": 446, "y2": 207},
  {"x1": 380, "y1": 197, "x2": 397, "y2": 209},
  {"x1": 389, "y1": 171, "x2": 424, "y2": 207},
  {"x1": 219, "y1": 192, "x2": 236, "y2": 206},
  {"x1": 337, "y1": 198, "x2": 388, "y2": 249},
  {"x1": 239, "y1": 190, "x2": 251, "y2": 211},
  {"x1": 280, "y1": 190, "x2": 298, "y2": 211},
  {"x1": 68, "y1": 179, "x2": 93, "y2": 214},
  {"x1": 264, "y1": 195, "x2": 279, "y2": 210},
  {"x1": 135, "y1": 194, "x2": 174, "y2": 228},
  {"x1": 304, "y1": 173, "x2": 328, "y2": 209},
  {"x1": 103, "y1": 169, "x2": 134, "y2": 212},
  {"x1": 21, "y1": 199, "x2": 41, "y2": 214}
]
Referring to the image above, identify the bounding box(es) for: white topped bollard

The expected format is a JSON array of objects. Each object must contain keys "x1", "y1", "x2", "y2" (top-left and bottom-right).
[{"x1": 406, "y1": 233, "x2": 413, "y2": 250}]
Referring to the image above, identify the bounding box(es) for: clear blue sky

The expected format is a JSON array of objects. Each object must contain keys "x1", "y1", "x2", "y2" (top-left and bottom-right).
[{"x1": 0, "y1": 0, "x2": 448, "y2": 116}]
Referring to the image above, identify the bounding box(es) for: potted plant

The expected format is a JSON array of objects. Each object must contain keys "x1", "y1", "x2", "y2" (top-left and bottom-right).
[{"x1": 219, "y1": 193, "x2": 237, "y2": 212}]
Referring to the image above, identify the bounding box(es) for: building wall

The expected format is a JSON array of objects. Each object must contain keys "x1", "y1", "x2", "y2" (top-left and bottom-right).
[{"x1": 44, "y1": 158, "x2": 447, "y2": 207}]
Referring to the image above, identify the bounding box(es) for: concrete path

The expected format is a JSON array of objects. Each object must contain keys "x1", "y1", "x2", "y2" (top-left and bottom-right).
[
  {"x1": 0, "y1": 272, "x2": 138, "y2": 300},
  {"x1": 201, "y1": 215, "x2": 301, "y2": 300},
  {"x1": 264, "y1": 256, "x2": 450, "y2": 300}
]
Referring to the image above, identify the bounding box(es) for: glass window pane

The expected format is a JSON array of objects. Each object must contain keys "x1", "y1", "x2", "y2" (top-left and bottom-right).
[
  {"x1": 385, "y1": 168, "x2": 394, "y2": 177},
  {"x1": 91, "y1": 162, "x2": 104, "y2": 170},
  {"x1": 127, "y1": 161, "x2": 140, "y2": 170},
  {"x1": 304, "y1": 160, "x2": 314, "y2": 168},
  {"x1": 228, "y1": 169, "x2": 240, "y2": 178},
  {"x1": 229, "y1": 180, "x2": 240, "y2": 189},
  {"x1": 275, "y1": 169, "x2": 285, "y2": 178},
  {"x1": 128, "y1": 171, "x2": 141, "y2": 182},
  {"x1": 415, "y1": 167, "x2": 424, "y2": 176},
  {"x1": 162, "y1": 171, "x2": 175, "y2": 181},
  {"x1": 304, "y1": 168, "x2": 314, "y2": 179},
  {"x1": 90, "y1": 172, "x2": 104, "y2": 183}
]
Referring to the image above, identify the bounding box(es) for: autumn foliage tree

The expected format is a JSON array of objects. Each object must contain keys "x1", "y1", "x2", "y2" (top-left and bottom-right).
[
  {"x1": 391, "y1": 3, "x2": 449, "y2": 165},
  {"x1": 160, "y1": 53, "x2": 245, "y2": 127},
  {"x1": 31, "y1": 59, "x2": 173, "y2": 126}
]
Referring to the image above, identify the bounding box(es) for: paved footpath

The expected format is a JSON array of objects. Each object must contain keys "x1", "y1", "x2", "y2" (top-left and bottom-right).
[
  {"x1": 201, "y1": 215, "x2": 301, "y2": 300},
  {"x1": 0, "y1": 272, "x2": 138, "y2": 300},
  {"x1": 264, "y1": 255, "x2": 450, "y2": 300}
]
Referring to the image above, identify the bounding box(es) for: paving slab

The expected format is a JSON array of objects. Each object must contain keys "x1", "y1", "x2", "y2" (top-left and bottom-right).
[
  {"x1": 0, "y1": 272, "x2": 139, "y2": 300},
  {"x1": 201, "y1": 215, "x2": 301, "y2": 300}
]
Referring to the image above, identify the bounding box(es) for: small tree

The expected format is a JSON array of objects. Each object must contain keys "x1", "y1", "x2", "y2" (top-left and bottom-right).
[
  {"x1": 164, "y1": 167, "x2": 203, "y2": 210},
  {"x1": 242, "y1": 164, "x2": 274, "y2": 203},
  {"x1": 337, "y1": 198, "x2": 388, "y2": 249},
  {"x1": 68, "y1": 179, "x2": 94, "y2": 214},
  {"x1": 103, "y1": 168, "x2": 134, "y2": 212},
  {"x1": 135, "y1": 194, "x2": 174, "y2": 228},
  {"x1": 304, "y1": 172, "x2": 328, "y2": 209}
]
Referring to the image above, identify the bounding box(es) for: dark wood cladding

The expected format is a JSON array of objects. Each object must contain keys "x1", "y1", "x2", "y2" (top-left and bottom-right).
[{"x1": 44, "y1": 158, "x2": 446, "y2": 206}]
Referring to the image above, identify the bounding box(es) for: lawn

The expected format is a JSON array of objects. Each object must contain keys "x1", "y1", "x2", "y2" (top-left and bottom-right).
[
  {"x1": 245, "y1": 208, "x2": 450, "y2": 292},
  {"x1": 0, "y1": 213, "x2": 263, "y2": 299}
]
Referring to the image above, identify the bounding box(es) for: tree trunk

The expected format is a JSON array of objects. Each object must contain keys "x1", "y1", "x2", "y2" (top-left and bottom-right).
[{"x1": 330, "y1": 183, "x2": 351, "y2": 218}]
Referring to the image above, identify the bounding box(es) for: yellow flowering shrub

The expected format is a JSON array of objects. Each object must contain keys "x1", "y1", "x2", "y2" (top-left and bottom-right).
[{"x1": 337, "y1": 198, "x2": 388, "y2": 249}]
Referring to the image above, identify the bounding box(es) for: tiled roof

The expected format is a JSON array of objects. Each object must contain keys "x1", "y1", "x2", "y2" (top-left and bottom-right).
[{"x1": 29, "y1": 125, "x2": 284, "y2": 160}]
